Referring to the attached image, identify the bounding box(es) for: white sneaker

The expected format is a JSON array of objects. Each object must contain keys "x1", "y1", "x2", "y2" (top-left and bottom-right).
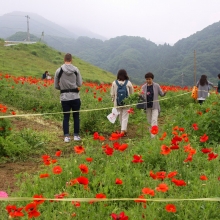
[
  {"x1": 64, "y1": 136, "x2": 70, "y2": 143},
  {"x1": 74, "y1": 136, "x2": 81, "y2": 141}
]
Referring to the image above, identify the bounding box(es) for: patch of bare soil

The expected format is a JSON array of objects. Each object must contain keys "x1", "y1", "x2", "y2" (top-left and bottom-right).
[{"x1": 0, "y1": 162, "x2": 39, "y2": 193}]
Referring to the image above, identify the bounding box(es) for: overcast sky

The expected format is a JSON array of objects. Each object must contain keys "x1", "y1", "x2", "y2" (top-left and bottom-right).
[{"x1": 1, "y1": 0, "x2": 220, "y2": 44}]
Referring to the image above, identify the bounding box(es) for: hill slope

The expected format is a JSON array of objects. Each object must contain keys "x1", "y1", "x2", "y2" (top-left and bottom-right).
[{"x1": 0, "y1": 39, "x2": 116, "y2": 83}]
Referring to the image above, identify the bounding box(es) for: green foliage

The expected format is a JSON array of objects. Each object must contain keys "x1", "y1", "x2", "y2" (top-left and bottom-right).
[
  {"x1": 0, "y1": 128, "x2": 46, "y2": 160},
  {"x1": 0, "y1": 118, "x2": 12, "y2": 137}
]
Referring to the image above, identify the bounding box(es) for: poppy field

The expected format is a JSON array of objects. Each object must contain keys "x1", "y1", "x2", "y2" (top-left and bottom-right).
[{"x1": 0, "y1": 73, "x2": 220, "y2": 219}]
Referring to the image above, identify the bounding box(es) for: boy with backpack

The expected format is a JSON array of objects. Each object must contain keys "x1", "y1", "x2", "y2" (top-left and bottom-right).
[{"x1": 110, "y1": 69, "x2": 134, "y2": 136}]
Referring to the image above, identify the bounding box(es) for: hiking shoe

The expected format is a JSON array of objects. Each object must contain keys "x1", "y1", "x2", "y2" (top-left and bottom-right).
[
  {"x1": 64, "y1": 136, "x2": 70, "y2": 143},
  {"x1": 74, "y1": 136, "x2": 81, "y2": 141}
]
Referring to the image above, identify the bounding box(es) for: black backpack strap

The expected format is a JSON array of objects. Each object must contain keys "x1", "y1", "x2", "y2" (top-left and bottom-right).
[
  {"x1": 58, "y1": 67, "x2": 78, "y2": 82},
  {"x1": 58, "y1": 67, "x2": 63, "y2": 82}
]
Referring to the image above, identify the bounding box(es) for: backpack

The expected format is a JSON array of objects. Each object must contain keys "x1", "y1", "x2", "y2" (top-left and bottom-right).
[{"x1": 115, "y1": 80, "x2": 128, "y2": 106}]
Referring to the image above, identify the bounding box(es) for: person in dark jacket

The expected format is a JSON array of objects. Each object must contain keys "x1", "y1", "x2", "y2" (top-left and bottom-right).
[{"x1": 54, "y1": 53, "x2": 83, "y2": 142}]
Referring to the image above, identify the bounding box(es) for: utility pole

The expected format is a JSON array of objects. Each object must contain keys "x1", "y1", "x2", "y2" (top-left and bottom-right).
[
  {"x1": 181, "y1": 72, "x2": 184, "y2": 87},
  {"x1": 41, "y1": 31, "x2": 44, "y2": 41},
  {"x1": 25, "y1": 15, "x2": 30, "y2": 41},
  {"x1": 194, "y1": 50, "x2": 196, "y2": 85}
]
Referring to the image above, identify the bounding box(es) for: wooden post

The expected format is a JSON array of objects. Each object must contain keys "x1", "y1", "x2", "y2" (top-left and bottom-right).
[{"x1": 194, "y1": 50, "x2": 196, "y2": 85}]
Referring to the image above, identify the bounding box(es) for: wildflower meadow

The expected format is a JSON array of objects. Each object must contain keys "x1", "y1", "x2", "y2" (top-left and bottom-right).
[{"x1": 0, "y1": 73, "x2": 220, "y2": 219}]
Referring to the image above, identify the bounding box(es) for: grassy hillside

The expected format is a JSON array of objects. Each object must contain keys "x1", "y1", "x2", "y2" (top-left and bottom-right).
[{"x1": 0, "y1": 39, "x2": 116, "y2": 83}]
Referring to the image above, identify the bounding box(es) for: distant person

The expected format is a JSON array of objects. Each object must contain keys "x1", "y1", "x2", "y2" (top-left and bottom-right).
[
  {"x1": 42, "y1": 71, "x2": 48, "y2": 79},
  {"x1": 140, "y1": 72, "x2": 167, "y2": 138},
  {"x1": 110, "y1": 69, "x2": 134, "y2": 136},
  {"x1": 217, "y1": 73, "x2": 220, "y2": 93},
  {"x1": 54, "y1": 53, "x2": 83, "y2": 142},
  {"x1": 196, "y1": 75, "x2": 216, "y2": 104}
]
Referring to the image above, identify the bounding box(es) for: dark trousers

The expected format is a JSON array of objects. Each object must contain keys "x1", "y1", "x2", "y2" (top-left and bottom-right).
[{"x1": 61, "y1": 99, "x2": 81, "y2": 136}]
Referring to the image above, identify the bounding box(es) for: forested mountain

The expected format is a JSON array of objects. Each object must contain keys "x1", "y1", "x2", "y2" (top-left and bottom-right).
[{"x1": 38, "y1": 21, "x2": 220, "y2": 85}]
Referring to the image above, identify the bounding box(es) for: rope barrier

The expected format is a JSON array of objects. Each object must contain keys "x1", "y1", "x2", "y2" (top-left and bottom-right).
[
  {"x1": 1, "y1": 197, "x2": 220, "y2": 202},
  {"x1": 0, "y1": 91, "x2": 193, "y2": 118}
]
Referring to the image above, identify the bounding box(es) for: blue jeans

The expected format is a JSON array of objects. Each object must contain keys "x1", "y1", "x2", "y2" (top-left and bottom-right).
[{"x1": 61, "y1": 99, "x2": 81, "y2": 136}]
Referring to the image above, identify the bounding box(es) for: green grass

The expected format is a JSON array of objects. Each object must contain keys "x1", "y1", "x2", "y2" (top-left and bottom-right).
[{"x1": 0, "y1": 39, "x2": 116, "y2": 83}]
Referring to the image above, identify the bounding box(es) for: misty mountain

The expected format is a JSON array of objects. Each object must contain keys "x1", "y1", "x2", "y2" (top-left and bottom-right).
[
  {"x1": 41, "y1": 21, "x2": 220, "y2": 85},
  {"x1": 0, "y1": 11, "x2": 106, "y2": 40},
  {"x1": 2, "y1": 12, "x2": 220, "y2": 86}
]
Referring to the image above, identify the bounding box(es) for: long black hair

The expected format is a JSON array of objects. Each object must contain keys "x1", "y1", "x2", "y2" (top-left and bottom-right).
[
  {"x1": 199, "y1": 75, "x2": 208, "y2": 86},
  {"x1": 117, "y1": 69, "x2": 129, "y2": 81}
]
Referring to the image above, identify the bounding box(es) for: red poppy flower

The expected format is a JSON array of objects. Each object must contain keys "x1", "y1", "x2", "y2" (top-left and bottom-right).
[
  {"x1": 142, "y1": 188, "x2": 155, "y2": 196},
  {"x1": 72, "y1": 201, "x2": 81, "y2": 207},
  {"x1": 184, "y1": 154, "x2": 193, "y2": 162},
  {"x1": 200, "y1": 175, "x2": 208, "y2": 180},
  {"x1": 156, "y1": 183, "x2": 169, "y2": 192},
  {"x1": 113, "y1": 142, "x2": 120, "y2": 150},
  {"x1": 127, "y1": 108, "x2": 134, "y2": 114},
  {"x1": 95, "y1": 193, "x2": 106, "y2": 199},
  {"x1": 118, "y1": 143, "x2": 128, "y2": 152},
  {"x1": 77, "y1": 176, "x2": 89, "y2": 185},
  {"x1": 132, "y1": 155, "x2": 144, "y2": 163},
  {"x1": 170, "y1": 145, "x2": 179, "y2": 150},
  {"x1": 74, "y1": 145, "x2": 85, "y2": 154},
  {"x1": 160, "y1": 145, "x2": 171, "y2": 155},
  {"x1": 6, "y1": 205, "x2": 24, "y2": 218},
  {"x1": 33, "y1": 194, "x2": 45, "y2": 205},
  {"x1": 134, "y1": 194, "x2": 147, "y2": 203},
  {"x1": 104, "y1": 146, "x2": 114, "y2": 156},
  {"x1": 167, "y1": 171, "x2": 178, "y2": 178},
  {"x1": 55, "y1": 150, "x2": 62, "y2": 157},
  {"x1": 149, "y1": 170, "x2": 157, "y2": 179},
  {"x1": 111, "y1": 211, "x2": 128, "y2": 220},
  {"x1": 156, "y1": 171, "x2": 166, "y2": 180},
  {"x1": 208, "y1": 152, "x2": 218, "y2": 161},
  {"x1": 171, "y1": 178, "x2": 186, "y2": 186},
  {"x1": 109, "y1": 132, "x2": 121, "y2": 141},
  {"x1": 197, "y1": 111, "x2": 203, "y2": 116},
  {"x1": 54, "y1": 192, "x2": 68, "y2": 199},
  {"x1": 11, "y1": 111, "x2": 16, "y2": 115},
  {"x1": 25, "y1": 202, "x2": 37, "y2": 213},
  {"x1": 201, "y1": 148, "x2": 212, "y2": 154},
  {"x1": 79, "y1": 164, "x2": 89, "y2": 174},
  {"x1": 99, "y1": 135, "x2": 105, "y2": 141},
  {"x1": 192, "y1": 123, "x2": 199, "y2": 130},
  {"x1": 151, "y1": 125, "x2": 158, "y2": 135},
  {"x1": 179, "y1": 127, "x2": 184, "y2": 132},
  {"x1": 39, "y1": 173, "x2": 49, "y2": 178},
  {"x1": 159, "y1": 132, "x2": 167, "y2": 140},
  {"x1": 93, "y1": 132, "x2": 100, "y2": 140},
  {"x1": 165, "y1": 204, "x2": 176, "y2": 213},
  {"x1": 98, "y1": 97, "x2": 102, "y2": 102},
  {"x1": 86, "y1": 157, "x2": 93, "y2": 162},
  {"x1": 115, "y1": 178, "x2": 123, "y2": 185},
  {"x1": 52, "y1": 166, "x2": 62, "y2": 174},
  {"x1": 200, "y1": 134, "x2": 209, "y2": 142}
]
